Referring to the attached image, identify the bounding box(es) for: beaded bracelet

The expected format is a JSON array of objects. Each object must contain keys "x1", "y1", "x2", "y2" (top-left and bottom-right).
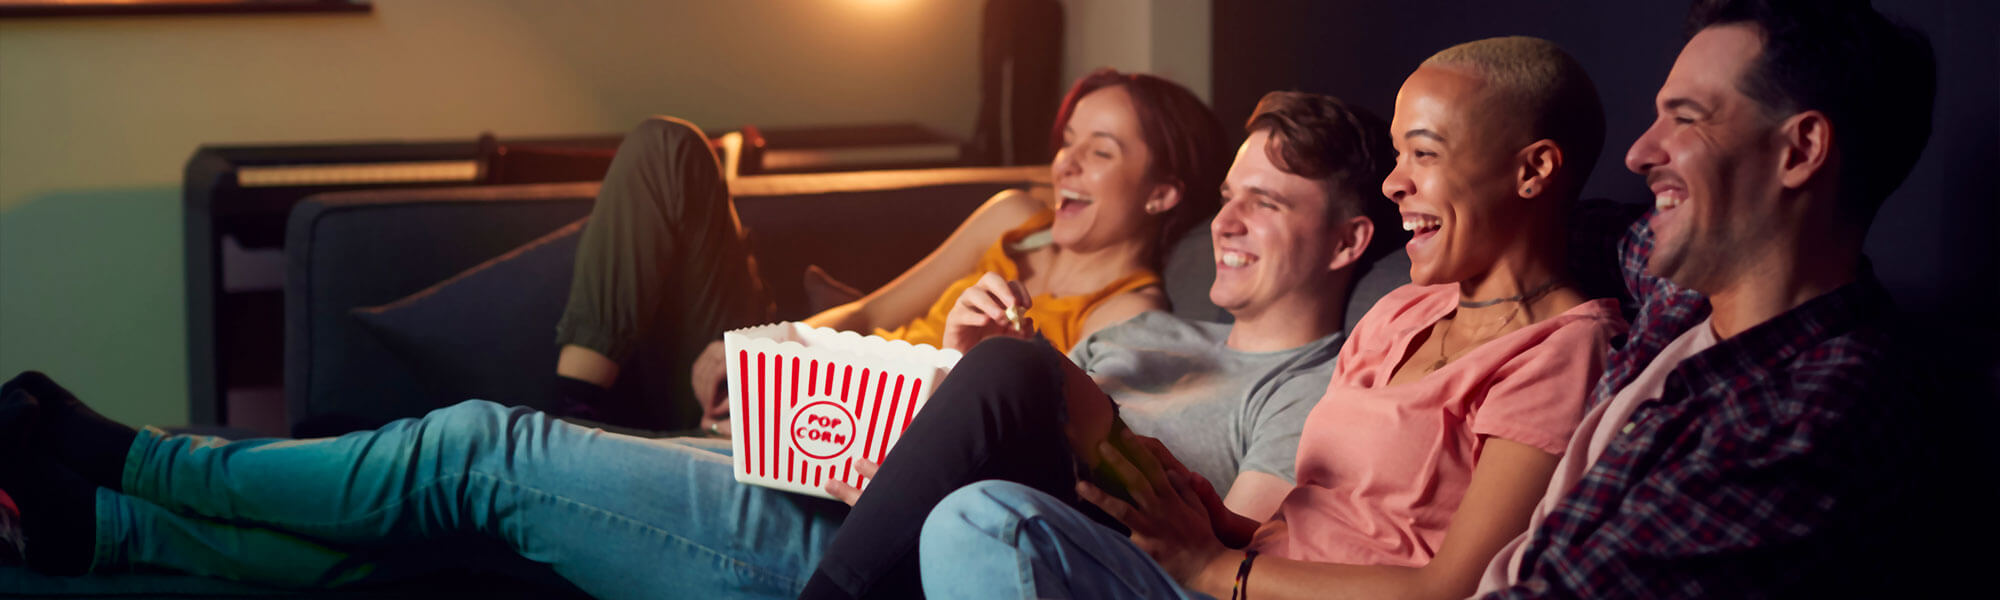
[{"x1": 1231, "y1": 550, "x2": 1260, "y2": 600}]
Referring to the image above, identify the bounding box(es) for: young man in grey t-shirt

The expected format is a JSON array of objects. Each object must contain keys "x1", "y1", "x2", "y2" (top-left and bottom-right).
[{"x1": 1057, "y1": 91, "x2": 1403, "y2": 519}]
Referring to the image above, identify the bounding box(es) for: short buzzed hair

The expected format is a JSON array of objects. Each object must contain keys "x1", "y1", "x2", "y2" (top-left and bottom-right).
[{"x1": 1422, "y1": 36, "x2": 1607, "y2": 192}]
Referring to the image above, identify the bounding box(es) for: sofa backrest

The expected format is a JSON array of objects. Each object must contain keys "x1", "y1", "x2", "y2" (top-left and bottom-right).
[{"x1": 730, "y1": 167, "x2": 1051, "y2": 319}]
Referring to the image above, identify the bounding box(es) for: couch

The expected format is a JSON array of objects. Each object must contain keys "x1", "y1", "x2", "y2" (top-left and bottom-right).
[{"x1": 4, "y1": 162, "x2": 1427, "y2": 596}]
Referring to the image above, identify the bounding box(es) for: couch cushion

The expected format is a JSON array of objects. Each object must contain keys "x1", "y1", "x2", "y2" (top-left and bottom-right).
[
  {"x1": 1346, "y1": 248, "x2": 1411, "y2": 331},
  {"x1": 1162, "y1": 222, "x2": 1227, "y2": 323},
  {"x1": 351, "y1": 221, "x2": 583, "y2": 413},
  {"x1": 802, "y1": 264, "x2": 867, "y2": 314}
]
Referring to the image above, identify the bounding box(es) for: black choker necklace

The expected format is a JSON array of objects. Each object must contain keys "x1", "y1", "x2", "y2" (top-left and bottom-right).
[{"x1": 1458, "y1": 280, "x2": 1561, "y2": 309}]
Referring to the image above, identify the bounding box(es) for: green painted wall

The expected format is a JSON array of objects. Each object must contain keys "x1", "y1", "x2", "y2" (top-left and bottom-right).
[{"x1": 0, "y1": 187, "x2": 185, "y2": 426}]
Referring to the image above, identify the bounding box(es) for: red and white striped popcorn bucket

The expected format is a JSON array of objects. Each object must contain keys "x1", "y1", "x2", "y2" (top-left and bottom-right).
[{"x1": 724, "y1": 323, "x2": 962, "y2": 499}]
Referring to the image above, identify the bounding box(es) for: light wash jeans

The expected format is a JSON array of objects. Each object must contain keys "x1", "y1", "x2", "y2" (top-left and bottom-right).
[
  {"x1": 93, "y1": 400, "x2": 847, "y2": 599},
  {"x1": 918, "y1": 480, "x2": 1212, "y2": 600}
]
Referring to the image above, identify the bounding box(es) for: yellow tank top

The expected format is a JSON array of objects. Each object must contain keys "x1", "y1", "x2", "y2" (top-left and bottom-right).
[{"x1": 874, "y1": 211, "x2": 1161, "y2": 353}]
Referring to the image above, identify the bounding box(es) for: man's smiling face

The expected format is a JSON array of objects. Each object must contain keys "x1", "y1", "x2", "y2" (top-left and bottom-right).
[
  {"x1": 1625, "y1": 23, "x2": 1790, "y2": 292},
  {"x1": 1209, "y1": 129, "x2": 1345, "y2": 321}
]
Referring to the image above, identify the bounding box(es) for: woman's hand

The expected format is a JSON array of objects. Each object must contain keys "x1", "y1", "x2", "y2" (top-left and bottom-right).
[
  {"x1": 1161, "y1": 444, "x2": 1262, "y2": 549},
  {"x1": 1077, "y1": 429, "x2": 1232, "y2": 585},
  {"x1": 823, "y1": 458, "x2": 881, "y2": 506},
  {"x1": 942, "y1": 272, "x2": 1035, "y2": 352},
  {"x1": 690, "y1": 340, "x2": 732, "y2": 431},
  {"x1": 1116, "y1": 434, "x2": 1259, "y2": 548}
]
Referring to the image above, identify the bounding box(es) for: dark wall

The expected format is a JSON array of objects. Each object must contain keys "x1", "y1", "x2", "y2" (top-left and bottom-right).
[{"x1": 1214, "y1": 0, "x2": 2000, "y2": 387}]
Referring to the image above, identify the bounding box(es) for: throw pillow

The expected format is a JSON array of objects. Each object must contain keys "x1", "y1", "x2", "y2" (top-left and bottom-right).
[
  {"x1": 802, "y1": 264, "x2": 866, "y2": 314},
  {"x1": 351, "y1": 221, "x2": 584, "y2": 412}
]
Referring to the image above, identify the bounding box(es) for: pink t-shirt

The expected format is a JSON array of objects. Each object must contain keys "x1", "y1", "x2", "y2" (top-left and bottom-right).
[{"x1": 1249, "y1": 283, "x2": 1626, "y2": 567}]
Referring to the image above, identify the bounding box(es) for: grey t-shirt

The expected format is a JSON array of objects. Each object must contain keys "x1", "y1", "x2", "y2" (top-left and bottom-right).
[{"x1": 1068, "y1": 311, "x2": 1343, "y2": 496}]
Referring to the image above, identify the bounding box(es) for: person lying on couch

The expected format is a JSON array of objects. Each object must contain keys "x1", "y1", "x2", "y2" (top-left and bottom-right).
[
  {"x1": 552, "y1": 67, "x2": 1227, "y2": 432},
  {"x1": 914, "y1": 35, "x2": 1628, "y2": 600},
  {"x1": 1476, "y1": 0, "x2": 1943, "y2": 596},
  {"x1": 794, "y1": 89, "x2": 1403, "y2": 599},
  {"x1": 0, "y1": 84, "x2": 1390, "y2": 598}
]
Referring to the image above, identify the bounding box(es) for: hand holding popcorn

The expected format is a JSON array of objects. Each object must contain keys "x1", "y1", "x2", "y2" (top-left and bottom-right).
[{"x1": 942, "y1": 272, "x2": 1035, "y2": 352}]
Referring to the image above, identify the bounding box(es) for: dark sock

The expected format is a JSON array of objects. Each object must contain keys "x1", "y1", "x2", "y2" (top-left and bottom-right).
[
  {"x1": 0, "y1": 383, "x2": 35, "y2": 463},
  {"x1": 6, "y1": 371, "x2": 136, "y2": 492},
  {"x1": 554, "y1": 375, "x2": 611, "y2": 422},
  {"x1": 0, "y1": 383, "x2": 99, "y2": 575}
]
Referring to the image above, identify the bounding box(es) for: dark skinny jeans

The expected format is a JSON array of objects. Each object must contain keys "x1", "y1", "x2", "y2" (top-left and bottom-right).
[{"x1": 804, "y1": 337, "x2": 1119, "y2": 599}]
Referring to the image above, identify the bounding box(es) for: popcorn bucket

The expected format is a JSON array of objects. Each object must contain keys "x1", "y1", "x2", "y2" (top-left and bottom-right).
[{"x1": 724, "y1": 323, "x2": 962, "y2": 499}]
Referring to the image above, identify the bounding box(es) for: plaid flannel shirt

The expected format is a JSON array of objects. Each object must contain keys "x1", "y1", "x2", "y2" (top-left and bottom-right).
[{"x1": 1487, "y1": 210, "x2": 1927, "y2": 598}]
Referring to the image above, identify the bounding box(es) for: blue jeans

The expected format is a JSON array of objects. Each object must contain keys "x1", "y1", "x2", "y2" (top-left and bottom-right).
[
  {"x1": 919, "y1": 480, "x2": 1211, "y2": 600},
  {"x1": 94, "y1": 400, "x2": 846, "y2": 599}
]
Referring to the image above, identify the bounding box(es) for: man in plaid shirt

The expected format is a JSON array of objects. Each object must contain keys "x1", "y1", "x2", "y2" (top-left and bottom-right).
[{"x1": 1475, "y1": 0, "x2": 1944, "y2": 596}]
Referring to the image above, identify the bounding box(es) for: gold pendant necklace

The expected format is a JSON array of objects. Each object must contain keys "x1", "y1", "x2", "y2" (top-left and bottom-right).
[
  {"x1": 1430, "y1": 316, "x2": 1454, "y2": 372},
  {"x1": 1431, "y1": 305, "x2": 1524, "y2": 372}
]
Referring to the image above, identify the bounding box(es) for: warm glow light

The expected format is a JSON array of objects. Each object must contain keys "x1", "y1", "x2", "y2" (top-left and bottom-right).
[{"x1": 846, "y1": 0, "x2": 908, "y2": 10}]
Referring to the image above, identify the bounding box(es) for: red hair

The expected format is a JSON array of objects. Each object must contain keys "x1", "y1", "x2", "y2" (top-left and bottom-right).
[{"x1": 1049, "y1": 68, "x2": 1226, "y2": 259}]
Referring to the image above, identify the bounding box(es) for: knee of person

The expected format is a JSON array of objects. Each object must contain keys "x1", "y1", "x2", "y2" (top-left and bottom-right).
[
  {"x1": 957, "y1": 339, "x2": 1064, "y2": 402},
  {"x1": 923, "y1": 485, "x2": 998, "y2": 559},
  {"x1": 421, "y1": 400, "x2": 514, "y2": 449},
  {"x1": 930, "y1": 480, "x2": 1047, "y2": 529},
  {"x1": 632, "y1": 116, "x2": 711, "y2": 152},
  {"x1": 964, "y1": 336, "x2": 1044, "y2": 363}
]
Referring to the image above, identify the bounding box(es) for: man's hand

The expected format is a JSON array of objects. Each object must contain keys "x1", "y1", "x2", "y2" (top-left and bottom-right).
[
  {"x1": 690, "y1": 340, "x2": 731, "y2": 430},
  {"x1": 1077, "y1": 429, "x2": 1232, "y2": 584},
  {"x1": 823, "y1": 458, "x2": 880, "y2": 506}
]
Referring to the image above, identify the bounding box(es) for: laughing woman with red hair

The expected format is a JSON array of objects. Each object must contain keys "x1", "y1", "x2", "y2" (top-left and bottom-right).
[{"x1": 553, "y1": 68, "x2": 1229, "y2": 432}]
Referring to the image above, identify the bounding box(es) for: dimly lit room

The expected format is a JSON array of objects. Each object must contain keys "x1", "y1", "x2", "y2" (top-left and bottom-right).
[{"x1": 2, "y1": 0, "x2": 1996, "y2": 597}]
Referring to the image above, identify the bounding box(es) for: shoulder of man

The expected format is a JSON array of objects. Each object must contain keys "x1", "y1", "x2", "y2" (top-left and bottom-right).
[
  {"x1": 1693, "y1": 323, "x2": 1904, "y2": 453},
  {"x1": 1085, "y1": 310, "x2": 1208, "y2": 344},
  {"x1": 1239, "y1": 337, "x2": 1342, "y2": 427},
  {"x1": 1742, "y1": 302, "x2": 1933, "y2": 427},
  {"x1": 1067, "y1": 310, "x2": 1205, "y2": 365}
]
